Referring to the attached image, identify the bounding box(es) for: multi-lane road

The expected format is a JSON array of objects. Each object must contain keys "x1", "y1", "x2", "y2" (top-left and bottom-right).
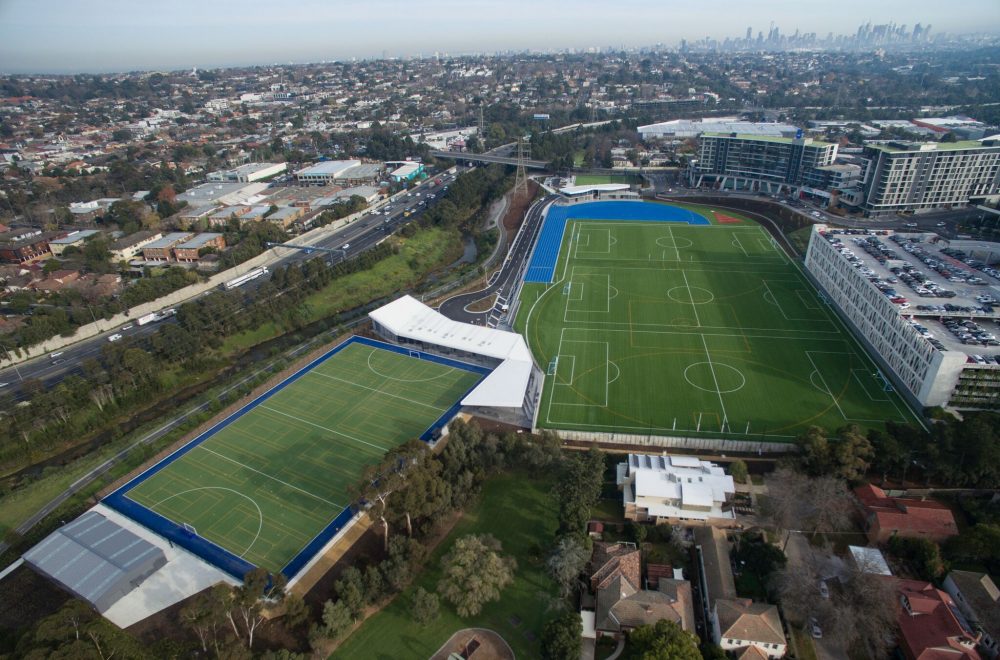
[{"x1": 0, "y1": 171, "x2": 459, "y2": 400}]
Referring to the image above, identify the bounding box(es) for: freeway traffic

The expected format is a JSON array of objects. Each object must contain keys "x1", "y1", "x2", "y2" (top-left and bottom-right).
[{"x1": 0, "y1": 171, "x2": 460, "y2": 401}]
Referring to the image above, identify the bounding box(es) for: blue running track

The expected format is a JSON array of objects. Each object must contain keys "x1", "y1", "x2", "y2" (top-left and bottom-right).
[{"x1": 523, "y1": 201, "x2": 710, "y2": 283}]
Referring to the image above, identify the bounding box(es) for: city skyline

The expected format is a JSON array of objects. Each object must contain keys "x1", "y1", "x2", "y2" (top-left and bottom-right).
[{"x1": 0, "y1": 0, "x2": 998, "y2": 74}]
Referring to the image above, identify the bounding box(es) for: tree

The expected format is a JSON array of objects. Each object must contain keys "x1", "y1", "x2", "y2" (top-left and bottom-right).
[
  {"x1": 282, "y1": 593, "x2": 310, "y2": 631},
  {"x1": 334, "y1": 566, "x2": 367, "y2": 618},
  {"x1": 437, "y1": 534, "x2": 517, "y2": 617},
  {"x1": 229, "y1": 567, "x2": 286, "y2": 649},
  {"x1": 350, "y1": 440, "x2": 424, "y2": 549},
  {"x1": 729, "y1": 459, "x2": 749, "y2": 485},
  {"x1": 555, "y1": 447, "x2": 605, "y2": 534},
  {"x1": 410, "y1": 587, "x2": 440, "y2": 625},
  {"x1": 760, "y1": 467, "x2": 852, "y2": 541},
  {"x1": 631, "y1": 522, "x2": 648, "y2": 545},
  {"x1": 320, "y1": 600, "x2": 353, "y2": 640},
  {"x1": 733, "y1": 535, "x2": 787, "y2": 586},
  {"x1": 547, "y1": 535, "x2": 591, "y2": 599},
  {"x1": 541, "y1": 611, "x2": 582, "y2": 660},
  {"x1": 180, "y1": 584, "x2": 230, "y2": 654},
  {"x1": 887, "y1": 536, "x2": 946, "y2": 581},
  {"x1": 626, "y1": 619, "x2": 701, "y2": 660}
]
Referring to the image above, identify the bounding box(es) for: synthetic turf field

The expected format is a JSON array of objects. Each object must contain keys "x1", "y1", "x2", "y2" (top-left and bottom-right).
[
  {"x1": 116, "y1": 340, "x2": 482, "y2": 574},
  {"x1": 516, "y1": 202, "x2": 920, "y2": 441}
]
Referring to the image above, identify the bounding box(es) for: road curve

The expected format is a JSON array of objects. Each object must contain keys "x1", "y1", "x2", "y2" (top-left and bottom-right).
[{"x1": 437, "y1": 195, "x2": 555, "y2": 325}]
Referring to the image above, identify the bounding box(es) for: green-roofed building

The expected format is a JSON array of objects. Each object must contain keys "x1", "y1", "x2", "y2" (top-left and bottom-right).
[
  {"x1": 857, "y1": 138, "x2": 1000, "y2": 217},
  {"x1": 693, "y1": 133, "x2": 839, "y2": 193}
]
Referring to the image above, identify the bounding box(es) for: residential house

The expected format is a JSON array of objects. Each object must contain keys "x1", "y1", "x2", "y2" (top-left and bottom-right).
[
  {"x1": 894, "y1": 578, "x2": 982, "y2": 660},
  {"x1": 854, "y1": 484, "x2": 959, "y2": 544},
  {"x1": 110, "y1": 231, "x2": 162, "y2": 262},
  {"x1": 47, "y1": 229, "x2": 101, "y2": 256},
  {"x1": 944, "y1": 571, "x2": 1000, "y2": 658},
  {"x1": 173, "y1": 233, "x2": 225, "y2": 262},
  {"x1": 586, "y1": 542, "x2": 696, "y2": 638},
  {"x1": 617, "y1": 454, "x2": 736, "y2": 525},
  {"x1": 0, "y1": 232, "x2": 53, "y2": 264},
  {"x1": 33, "y1": 269, "x2": 80, "y2": 293},
  {"x1": 712, "y1": 598, "x2": 787, "y2": 659},
  {"x1": 141, "y1": 232, "x2": 194, "y2": 262},
  {"x1": 177, "y1": 205, "x2": 219, "y2": 229}
]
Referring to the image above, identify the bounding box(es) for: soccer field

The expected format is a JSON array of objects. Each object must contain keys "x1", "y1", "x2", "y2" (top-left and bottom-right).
[
  {"x1": 105, "y1": 338, "x2": 483, "y2": 577},
  {"x1": 516, "y1": 202, "x2": 919, "y2": 441}
]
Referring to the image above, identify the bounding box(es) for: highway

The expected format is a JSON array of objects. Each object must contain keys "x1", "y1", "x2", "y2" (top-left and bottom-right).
[
  {"x1": 0, "y1": 171, "x2": 459, "y2": 402},
  {"x1": 437, "y1": 194, "x2": 556, "y2": 325}
]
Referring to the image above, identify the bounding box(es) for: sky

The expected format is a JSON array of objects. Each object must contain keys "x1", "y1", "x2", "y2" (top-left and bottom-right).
[{"x1": 0, "y1": 0, "x2": 998, "y2": 74}]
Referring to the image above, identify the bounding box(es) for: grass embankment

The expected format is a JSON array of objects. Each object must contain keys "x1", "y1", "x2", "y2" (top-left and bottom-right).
[
  {"x1": 222, "y1": 227, "x2": 462, "y2": 353},
  {"x1": 331, "y1": 473, "x2": 559, "y2": 660},
  {"x1": 574, "y1": 174, "x2": 641, "y2": 186},
  {"x1": 787, "y1": 226, "x2": 814, "y2": 256}
]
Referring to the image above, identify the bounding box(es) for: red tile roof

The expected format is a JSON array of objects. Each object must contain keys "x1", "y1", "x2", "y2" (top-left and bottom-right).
[
  {"x1": 892, "y1": 578, "x2": 981, "y2": 660},
  {"x1": 854, "y1": 484, "x2": 958, "y2": 540}
]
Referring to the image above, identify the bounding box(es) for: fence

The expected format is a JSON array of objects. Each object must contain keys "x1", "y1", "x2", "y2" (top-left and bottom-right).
[{"x1": 551, "y1": 428, "x2": 797, "y2": 454}]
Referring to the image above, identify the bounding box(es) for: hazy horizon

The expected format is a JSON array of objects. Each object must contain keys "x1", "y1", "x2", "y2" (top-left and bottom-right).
[{"x1": 1, "y1": 0, "x2": 998, "y2": 75}]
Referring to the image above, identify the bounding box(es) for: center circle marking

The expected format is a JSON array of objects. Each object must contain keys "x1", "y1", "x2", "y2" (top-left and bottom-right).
[
  {"x1": 667, "y1": 286, "x2": 715, "y2": 304},
  {"x1": 683, "y1": 362, "x2": 746, "y2": 394},
  {"x1": 655, "y1": 236, "x2": 694, "y2": 249}
]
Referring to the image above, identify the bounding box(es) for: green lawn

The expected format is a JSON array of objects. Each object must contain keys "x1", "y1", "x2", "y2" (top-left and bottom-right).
[
  {"x1": 517, "y1": 205, "x2": 920, "y2": 440},
  {"x1": 332, "y1": 473, "x2": 560, "y2": 660},
  {"x1": 221, "y1": 227, "x2": 462, "y2": 353},
  {"x1": 574, "y1": 174, "x2": 640, "y2": 186},
  {"x1": 119, "y1": 341, "x2": 481, "y2": 573}
]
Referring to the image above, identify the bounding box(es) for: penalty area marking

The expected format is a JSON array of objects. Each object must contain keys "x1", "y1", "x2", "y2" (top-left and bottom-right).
[
  {"x1": 148, "y1": 486, "x2": 264, "y2": 559},
  {"x1": 608, "y1": 361, "x2": 621, "y2": 384},
  {"x1": 365, "y1": 349, "x2": 452, "y2": 383}
]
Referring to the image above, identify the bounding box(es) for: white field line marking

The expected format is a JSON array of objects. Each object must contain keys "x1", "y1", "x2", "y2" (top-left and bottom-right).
[
  {"x1": 681, "y1": 269, "x2": 702, "y2": 327},
  {"x1": 804, "y1": 352, "x2": 847, "y2": 420},
  {"x1": 563, "y1": 321, "x2": 841, "y2": 340},
  {"x1": 731, "y1": 232, "x2": 749, "y2": 257},
  {"x1": 149, "y1": 486, "x2": 265, "y2": 558},
  {"x1": 259, "y1": 404, "x2": 389, "y2": 453},
  {"x1": 851, "y1": 369, "x2": 890, "y2": 402},
  {"x1": 700, "y1": 334, "x2": 729, "y2": 429},
  {"x1": 666, "y1": 223, "x2": 682, "y2": 262},
  {"x1": 304, "y1": 370, "x2": 450, "y2": 412},
  {"x1": 760, "y1": 280, "x2": 791, "y2": 321},
  {"x1": 196, "y1": 444, "x2": 344, "y2": 508},
  {"x1": 757, "y1": 237, "x2": 777, "y2": 253}
]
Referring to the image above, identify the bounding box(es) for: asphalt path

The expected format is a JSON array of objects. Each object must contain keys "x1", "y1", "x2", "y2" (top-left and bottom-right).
[
  {"x1": 437, "y1": 194, "x2": 556, "y2": 324},
  {"x1": 0, "y1": 172, "x2": 459, "y2": 401}
]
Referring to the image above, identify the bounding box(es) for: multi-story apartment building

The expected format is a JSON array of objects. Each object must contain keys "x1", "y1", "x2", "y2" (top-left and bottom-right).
[
  {"x1": 856, "y1": 139, "x2": 1000, "y2": 217},
  {"x1": 692, "y1": 134, "x2": 838, "y2": 193}
]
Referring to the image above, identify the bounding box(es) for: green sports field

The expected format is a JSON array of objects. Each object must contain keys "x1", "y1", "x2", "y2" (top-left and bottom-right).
[
  {"x1": 517, "y1": 206, "x2": 920, "y2": 441},
  {"x1": 573, "y1": 174, "x2": 641, "y2": 186},
  {"x1": 121, "y1": 341, "x2": 481, "y2": 573}
]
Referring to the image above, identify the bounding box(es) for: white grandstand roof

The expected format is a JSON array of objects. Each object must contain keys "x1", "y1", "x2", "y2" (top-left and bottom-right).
[
  {"x1": 560, "y1": 183, "x2": 631, "y2": 195},
  {"x1": 369, "y1": 295, "x2": 533, "y2": 409}
]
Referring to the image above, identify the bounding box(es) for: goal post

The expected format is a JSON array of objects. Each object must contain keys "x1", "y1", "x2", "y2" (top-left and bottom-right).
[{"x1": 182, "y1": 522, "x2": 197, "y2": 536}]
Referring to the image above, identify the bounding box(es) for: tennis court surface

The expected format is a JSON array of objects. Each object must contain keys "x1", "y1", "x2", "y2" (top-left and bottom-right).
[
  {"x1": 516, "y1": 202, "x2": 920, "y2": 441},
  {"x1": 104, "y1": 337, "x2": 485, "y2": 578}
]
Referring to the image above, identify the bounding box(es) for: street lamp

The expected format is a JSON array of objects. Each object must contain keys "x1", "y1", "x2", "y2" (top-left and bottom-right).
[{"x1": 0, "y1": 343, "x2": 23, "y2": 382}]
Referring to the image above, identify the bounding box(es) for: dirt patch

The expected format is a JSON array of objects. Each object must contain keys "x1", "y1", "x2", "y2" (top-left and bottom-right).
[
  {"x1": 0, "y1": 564, "x2": 71, "y2": 632},
  {"x1": 464, "y1": 294, "x2": 497, "y2": 313},
  {"x1": 501, "y1": 181, "x2": 540, "y2": 236}
]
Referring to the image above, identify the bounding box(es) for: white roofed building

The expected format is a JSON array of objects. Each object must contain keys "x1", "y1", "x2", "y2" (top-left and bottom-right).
[
  {"x1": 617, "y1": 454, "x2": 736, "y2": 524},
  {"x1": 369, "y1": 295, "x2": 541, "y2": 424},
  {"x1": 559, "y1": 183, "x2": 640, "y2": 203}
]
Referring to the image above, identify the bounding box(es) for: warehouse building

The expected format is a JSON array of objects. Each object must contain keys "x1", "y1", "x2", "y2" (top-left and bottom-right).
[
  {"x1": 294, "y1": 160, "x2": 384, "y2": 186},
  {"x1": 23, "y1": 511, "x2": 167, "y2": 613},
  {"x1": 207, "y1": 162, "x2": 286, "y2": 183},
  {"x1": 639, "y1": 118, "x2": 800, "y2": 141}
]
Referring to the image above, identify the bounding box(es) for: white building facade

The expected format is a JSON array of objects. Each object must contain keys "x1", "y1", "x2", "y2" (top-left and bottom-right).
[{"x1": 616, "y1": 454, "x2": 735, "y2": 524}]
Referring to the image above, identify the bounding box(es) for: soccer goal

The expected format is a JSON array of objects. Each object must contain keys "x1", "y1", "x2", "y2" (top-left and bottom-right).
[{"x1": 182, "y1": 522, "x2": 198, "y2": 536}]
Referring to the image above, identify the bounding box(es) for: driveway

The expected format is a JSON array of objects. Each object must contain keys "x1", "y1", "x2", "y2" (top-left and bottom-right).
[{"x1": 783, "y1": 532, "x2": 848, "y2": 660}]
